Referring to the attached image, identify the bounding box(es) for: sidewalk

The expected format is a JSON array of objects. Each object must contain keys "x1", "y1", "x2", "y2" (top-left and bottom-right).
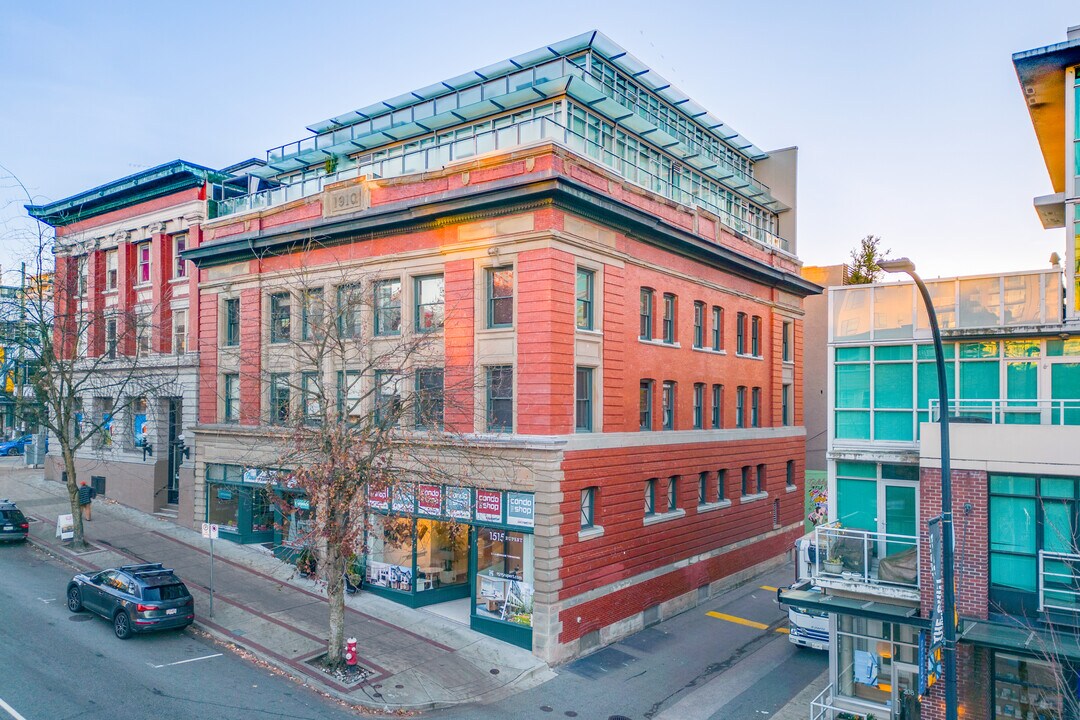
[{"x1": 1, "y1": 466, "x2": 554, "y2": 712}]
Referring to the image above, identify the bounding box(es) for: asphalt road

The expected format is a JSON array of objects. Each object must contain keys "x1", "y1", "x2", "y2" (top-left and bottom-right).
[
  {"x1": 429, "y1": 564, "x2": 826, "y2": 720},
  {"x1": 0, "y1": 540, "x2": 365, "y2": 720}
]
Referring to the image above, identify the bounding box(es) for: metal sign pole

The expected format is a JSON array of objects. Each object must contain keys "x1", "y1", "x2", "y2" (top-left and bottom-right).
[{"x1": 209, "y1": 535, "x2": 215, "y2": 618}]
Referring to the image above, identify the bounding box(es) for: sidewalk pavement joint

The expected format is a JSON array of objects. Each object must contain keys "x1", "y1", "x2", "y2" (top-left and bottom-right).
[{"x1": 4, "y1": 467, "x2": 554, "y2": 711}]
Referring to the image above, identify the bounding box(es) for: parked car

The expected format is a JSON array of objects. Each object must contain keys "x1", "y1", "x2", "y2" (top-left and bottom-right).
[
  {"x1": 0, "y1": 435, "x2": 32, "y2": 456},
  {"x1": 0, "y1": 499, "x2": 29, "y2": 542},
  {"x1": 67, "y1": 563, "x2": 194, "y2": 639}
]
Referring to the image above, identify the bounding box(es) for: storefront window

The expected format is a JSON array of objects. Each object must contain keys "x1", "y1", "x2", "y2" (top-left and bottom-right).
[
  {"x1": 994, "y1": 653, "x2": 1068, "y2": 719},
  {"x1": 251, "y1": 488, "x2": 274, "y2": 533},
  {"x1": 835, "y1": 615, "x2": 918, "y2": 712},
  {"x1": 474, "y1": 528, "x2": 534, "y2": 627},
  {"x1": 208, "y1": 484, "x2": 239, "y2": 532},
  {"x1": 280, "y1": 498, "x2": 313, "y2": 549},
  {"x1": 366, "y1": 515, "x2": 415, "y2": 591},
  {"x1": 415, "y1": 519, "x2": 468, "y2": 592}
]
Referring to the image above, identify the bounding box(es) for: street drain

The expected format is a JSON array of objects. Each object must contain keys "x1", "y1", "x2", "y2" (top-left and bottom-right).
[
  {"x1": 609, "y1": 716, "x2": 632, "y2": 720},
  {"x1": 490, "y1": 668, "x2": 500, "y2": 675},
  {"x1": 565, "y1": 713, "x2": 578, "y2": 717},
  {"x1": 540, "y1": 706, "x2": 553, "y2": 712}
]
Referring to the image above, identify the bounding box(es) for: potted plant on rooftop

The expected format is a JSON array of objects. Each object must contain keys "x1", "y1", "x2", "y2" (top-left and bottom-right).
[{"x1": 823, "y1": 551, "x2": 844, "y2": 575}]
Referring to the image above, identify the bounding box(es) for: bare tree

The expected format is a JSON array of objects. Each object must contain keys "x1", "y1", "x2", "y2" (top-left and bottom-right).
[
  {"x1": 2, "y1": 164, "x2": 180, "y2": 549},
  {"x1": 236, "y1": 251, "x2": 499, "y2": 669}
]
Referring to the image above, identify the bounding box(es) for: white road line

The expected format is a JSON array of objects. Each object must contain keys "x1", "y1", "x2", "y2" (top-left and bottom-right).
[
  {"x1": 149, "y1": 653, "x2": 223, "y2": 669},
  {"x1": 36, "y1": 598, "x2": 55, "y2": 604},
  {"x1": 0, "y1": 697, "x2": 29, "y2": 720}
]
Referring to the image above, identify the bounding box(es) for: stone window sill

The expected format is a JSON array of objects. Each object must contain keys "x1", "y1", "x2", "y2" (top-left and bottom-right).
[
  {"x1": 638, "y1": 338, "x2": 681, "y2": 349},
  {"x1": 643, "y1": 508, "x2": 686, "y2": 526},
  {"x1": 786, "y1": 484, "x2": 798, "y2": 493},
  {"x1": 693, "y1": 347, "x2": 727, "y2": 356},
  {"x1": 578, "y1": 525, "x2": 605, "y2": 541},
  {"x1": 740, "y1": 492, "x2": 769, "y2": 504},
  {"x1": 697, "y1": 499, "x2": 732, "y2": 514}
]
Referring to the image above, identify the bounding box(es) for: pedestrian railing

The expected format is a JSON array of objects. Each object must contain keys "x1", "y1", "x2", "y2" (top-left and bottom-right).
[
  {"x1": 810, "y1": 684, "x2": 875, "y2": 720},
  {"x1": 928, "y1": 398, "x2": 1080, "y2": 426}
]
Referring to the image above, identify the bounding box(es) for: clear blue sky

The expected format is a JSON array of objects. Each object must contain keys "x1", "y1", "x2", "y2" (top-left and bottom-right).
[{"x1": 1, "y1": 1, "x2": 1076, "y2": 283}]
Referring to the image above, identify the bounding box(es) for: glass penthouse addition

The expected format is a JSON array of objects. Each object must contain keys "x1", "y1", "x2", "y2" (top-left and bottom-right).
[{"x1": 213, "y1": 31, "x2": 793, "y2": 253}]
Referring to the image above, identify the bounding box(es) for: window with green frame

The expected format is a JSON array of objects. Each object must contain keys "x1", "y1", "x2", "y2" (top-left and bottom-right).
[
  {"x1": 486, "y1": 267, "x2": 514, "y2": 328},
  {"x1": 414, "y1": 275, "x2": 444, "y2": 333},
  {"x1": 835, "y1": 461, "x2": 877, "y2": 531},
  {"x1": 873, "y1": 345, "x2": 914, "y2": 441},
  {"x1": 835, "y1": 346, "x2": 870, "y2": 439},
  {"x1": 989, "y1": 475, "x2": 1038, "y2": 593},
  {"x1": 916, "y1": 342, "x2": 956, "y2": 428},
  {"x1": 576, "y1": 268, "x2": 594, "y2": 330}
]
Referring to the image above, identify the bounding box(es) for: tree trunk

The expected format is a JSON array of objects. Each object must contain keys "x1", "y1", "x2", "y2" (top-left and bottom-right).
[
  {"x1": 324, "y1": 541, "x2": 345, "y2": 667},
  {"x1": 61, "y1": 446, "x2": 85, "y2": 549}
]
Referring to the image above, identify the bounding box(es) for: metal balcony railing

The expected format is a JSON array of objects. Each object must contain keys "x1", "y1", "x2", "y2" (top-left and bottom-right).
[
  {"x1": 929, "y1": 398, "x2": 1080, "y2": 426},
  {"x1": 812, "y1": 522, "x2": 919, "y2": 591},
  {"x1": 1039, "y1": 549, "x2": 1080, "y2": 614},
  {"x1": 810, "y1": 684, "x2": 877, "y2": 720}
]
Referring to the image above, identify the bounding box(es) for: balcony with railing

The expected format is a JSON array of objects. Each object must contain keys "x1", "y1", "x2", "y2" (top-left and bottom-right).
[
  {"x1": 1039, "y1": 549, "x2": 1080, "y2": 617},
  {"x1": 929, "y1": 398, "x2": 1080, "y2": 426},
  {"x1": 810, "y1": 522, "x2": 920, "y2": 602},
  {"x1": 810, "y1": 684, "x2": 879, "y2": 720}
]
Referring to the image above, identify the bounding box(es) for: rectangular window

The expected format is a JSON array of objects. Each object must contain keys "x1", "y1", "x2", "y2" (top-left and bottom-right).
[
  {"x1": 712, "y1": 384, "x2": 722, "y2": 428},
  {"x1": 223, "y1": 373, "x2": 239, "y2": 422},
  {"x1": 751, "y1": 315, "x2": 761, "y2": 357},
  {"x1": 301, "y1": 288, "x2": 324, "y2": 342},
  {"x1": 661, "y1": 380, "x2": 675, "y2": 430},
  {"x1": 717, "y1": 469, "x2": 727, "y2": 501},
  {"x1": 224, "y1": 298, "x2": 240, "y2": 347},
  {"x1": 173, "y1": 234, "x2": 187, "y2": 279},
  {"x1": 374, "y1": 279, "x2": 402, "y2": 336},
  {"x1": 639, "y1": 380, "x2": 653, "y2": 430},
  {"x1": 693, "y1": 301, "x2": 704, "y2": 348},
  {"x1": 78, "y1": 256, "x2": 88, "y2": 295},
  {"x1": 374, "y1": 371, "x2": 403, "y2": 427},
  {"x1": 486, "y1": 365, "x2": 513, "y2": 432},
  {"x1": 575, "y1": 367, "x2": 593, "y2": 432},
  {"x1": 414, "y1": 275, "x2": 444, "y2": 333},
  {"x1": 337, "y1": 370, "x2": 362, "y2": 422},
  {"x1": 786, "y1": 460, "x2": 796, "y2": 488},
  {"x1": 576, "y1": 268, "x2": 594, "y2": 330},
  {"x1": 644, "y1": 478, "x2": 656, "y2": 516},
  {"x1": 667, "y1": 476, "x2": 678, "y2": 511},
  {"x1": 782, "y1": 384, "x2": 791, "y2": 426},
  {"x1": 337, "y1": 284, "x2": 363, "y2": 339},
  {"x1": 736, "y1": 386, "x2": 746, "y2": 428},
  {"x1": 269, "y1": 292, "x2": 291, "y2": 343},
  {"x1": 137, "y1": 242, "x2": 151, "y2": 285},
  {"x1": 301, "y1": 372, "x2": 321, "y2": 424},
  {"x1": 639, "y1": 288, "x2": 654, "y2": 340},
  {"x1": 580, "y1": 487, "x2": 595, "y2": 529},
  {"x1": 106, "y1": 250, "x2": 118, "y2": 290},
  {"x1": 698, "y1": 471, "x2": 709, "y2": 505},
  {"x1": 741, "y1": 466, "x2": 751, "y2": 496},
  {"x1": 172, "y1": 309, "x2": 187, "y2": 355},
  {"x1": 693, "y1": 383, "x2": 704, "y2": 429},
  {"x1": 136, "y1": 312, "x2": 151, "y2": 355},
  {"x1": 751, "y1": 387, "x2": 761, "y2": 427},
  {"x1": 782, "y1": 321, "x2": 792, "y2": 362},
  {"x1": 736, "y1": 312, "x2": 746, "y2": 354},
  {"x1": 711, "y1": 306, "x2": 722, "y2": 351},
  {"x1": 662, "y1": 293, "x2": 676, "y2": 343},
  {"x1": 415, "y1": 368, "x2": 444, "y2": 429},
  {"x1": 106, "y1": 317, "x2": 118, "y2": 358},
  {"x1": 757, "y1": 463, "x2": 766, "y2": 493},
  {"x1": 486, "y1": 266, "x2": 514, "y2": 328},
  {"x1": 270, "y1": 374, "x2": 290, "y2": 425}
]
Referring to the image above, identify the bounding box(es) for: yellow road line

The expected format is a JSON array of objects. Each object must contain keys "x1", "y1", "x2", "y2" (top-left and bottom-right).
[
  {"x1": 706, "y1": 611, "x2": 769, "y2": 630},
  {"x1": 775, "y1": 627, "x2": 790, "y2": 634},
  {"x1": 759, "y1": 585, "x2": 778, "y2": 592}
]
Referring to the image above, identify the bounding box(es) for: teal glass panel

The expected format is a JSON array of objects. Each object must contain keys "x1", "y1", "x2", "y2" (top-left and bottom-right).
[
  {"x1": 836, "y1": 461, "x2": 877, "y2": 479},
  {"x1": 1042, "y1": 500, "x2": 1074, "y2": 553},
  {"x1": 959, "y1": 361, "x2": 998, "y2": 399},
  {"x1": 1047, "y1": 339, "x2": 1080, "y2": 356},
  {"x1": 1006, "y1": 362, "x2": 1037, "y2": 399},
  {"x1": 875, "y1": 411, "x2": 914, "y2": 441},
  {"x1": 836, "y1": 346, "x2": 871, "y2": 362},
  {"x1": 1042, "y1": 477, "x2": 1077, "y2": 499},
  {"x1": 837, "y1": 478, "x2": 877, "y2": 531},
  {"x1": 875, "y1": 345, "x2": 913, "y2": 361},
  {"x1": 1051, "y1": 363, "x2": 1080, "y2": 425},
  {"x1": 874, "y1": 363, "x2": 913, "y2": 408},
  {"x1": 884, "y1": 485, "x2": 917, "y2": 557},
  {"x1": 917, "y1": 362, "x2": 955, "y2": 408},
  {"x1": 836, "y1": 364, "x2": 870, "y2": 408},
  {"x1": 835, "y1": 411, "x2": 870, "y2": 439},
  {"x1": 960, "y1": 341, "x2": 999, "y2": 359},
  {"x1": 990, "y1": 553, "x2": 1036, "y2": 592},
  {"x1": 1004, "y1": 341, "x2": 1040, "y2": 358},
  {"x1": 917, "y1": 343, "x2": 955, "y2": 360},
  {"x1": 989, "y1": 496, "x2": 1035, "y2": 553},
  {"x1": 1076, "y1": 85, "x2": 1080, "y2": 140},
  {"x1": 990, "y1": 475, "x2": 1036, "y2": 495},
  {"x1": 881, "y1": 464, "x2": 919, "y2": 481}
]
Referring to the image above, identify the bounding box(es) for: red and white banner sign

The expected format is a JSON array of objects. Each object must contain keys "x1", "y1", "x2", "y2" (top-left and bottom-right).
[
  {"x1": 368, "y1": 484, "x2": 389, "y2": 510},
  {"x1": 476, "y1": 489, "x2": 503, "y2": 523},
  {"x1": 417, "y1": 484, "x2": 443, "y2": 516}
]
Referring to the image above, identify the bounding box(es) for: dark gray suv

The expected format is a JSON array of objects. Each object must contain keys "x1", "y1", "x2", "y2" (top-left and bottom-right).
[{"x1": 67, "y1": 563, "x2": 194, "y2": 639}]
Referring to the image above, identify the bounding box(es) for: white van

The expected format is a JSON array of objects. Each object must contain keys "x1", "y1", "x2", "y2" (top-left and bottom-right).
[{"x1": 778, "y1": 536, "x2": 829, "y2": 651}]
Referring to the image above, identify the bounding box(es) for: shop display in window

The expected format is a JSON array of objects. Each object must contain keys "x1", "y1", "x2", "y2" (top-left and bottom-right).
[{"x1": 474, "y1": 528, "x2": 534, "y2": 627}]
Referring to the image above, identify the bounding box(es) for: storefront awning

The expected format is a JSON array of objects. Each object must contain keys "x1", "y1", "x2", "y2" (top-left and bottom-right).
[
  {"x1": 780, "y1": 588, "x2": 929, "y2": 628},
  {"x1": 959, "y1": 619, "x2": 1080, "y2": 661}
]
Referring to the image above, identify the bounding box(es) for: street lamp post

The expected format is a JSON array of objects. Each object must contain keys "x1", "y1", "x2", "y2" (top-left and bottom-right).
[{"x1": 878, "y1": 257, "x2": 957, "y2": 720}]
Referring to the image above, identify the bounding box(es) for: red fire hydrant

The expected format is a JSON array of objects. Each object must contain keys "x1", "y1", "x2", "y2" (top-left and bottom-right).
[{"x1": 345, "y1": 637, "x2": 358, "y2": 666}]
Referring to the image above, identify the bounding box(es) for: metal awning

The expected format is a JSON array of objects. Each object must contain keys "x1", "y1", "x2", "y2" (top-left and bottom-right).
[
  {"x1": 959, "y1": 618, "x2": 1080, "y2": 661},
  {"x1": 780, "y1": 589, "x2": 928, "y2": 628}
]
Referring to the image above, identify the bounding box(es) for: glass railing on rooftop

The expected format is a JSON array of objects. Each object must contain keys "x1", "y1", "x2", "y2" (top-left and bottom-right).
[
  {"x1": 928, "y1": 398, "x2": 1080, "y2": 426},
  {"x1": 215, "y1": 115, "x2": 790, "y2": 252},
  {"x1": 811, "y1": 521, "x2": 919, "y2": 590}
]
